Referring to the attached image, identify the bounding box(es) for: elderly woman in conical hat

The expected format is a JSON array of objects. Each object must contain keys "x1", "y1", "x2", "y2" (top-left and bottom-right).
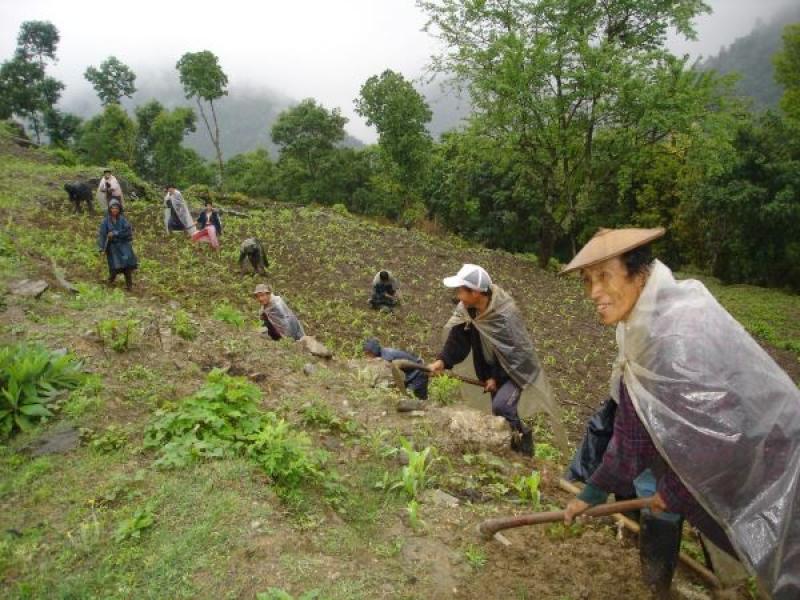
[{"x1": 561, "y1": 228, "x2": 800, "y2": 599}]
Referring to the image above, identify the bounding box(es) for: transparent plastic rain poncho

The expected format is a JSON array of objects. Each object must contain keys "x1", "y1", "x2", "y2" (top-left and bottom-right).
[
  {"x1": 444, "y1": 284, "x2": 568, "y2": 451},
  {"x1": 613, "y1": 260, "x2": 800, "y2": 599},
  {"x1": 261, "y1": 295, "x2": 305, "y2": 341}
]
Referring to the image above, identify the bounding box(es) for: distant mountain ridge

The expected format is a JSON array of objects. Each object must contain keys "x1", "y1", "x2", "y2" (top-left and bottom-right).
[
  {"x1": 60, "y1": 73, "x2": 364, "y2": 160},
  {"x1": 701, "y1": 4, "x2": 800, "y2": 110}
]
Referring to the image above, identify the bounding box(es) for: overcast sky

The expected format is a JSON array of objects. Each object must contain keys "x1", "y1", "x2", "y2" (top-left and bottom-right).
[{"x1": 1, "y1": 0, "x2": 795, "y2": 142}]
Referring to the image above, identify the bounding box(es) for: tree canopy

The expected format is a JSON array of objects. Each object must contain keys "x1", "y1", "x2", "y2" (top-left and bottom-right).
[{"x1": 84, "y1": 56, "x2": 137, "y2": 106}]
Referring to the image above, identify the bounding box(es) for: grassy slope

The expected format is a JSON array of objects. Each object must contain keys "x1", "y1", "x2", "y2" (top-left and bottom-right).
[{"x1": 1, "y1": 126, "x2": 796, "y2": 599}]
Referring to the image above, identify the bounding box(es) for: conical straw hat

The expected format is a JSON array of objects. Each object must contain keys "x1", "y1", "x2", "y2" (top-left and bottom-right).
[{"x1": 561, "y1": 227, "x2": 665, "y2": 274}]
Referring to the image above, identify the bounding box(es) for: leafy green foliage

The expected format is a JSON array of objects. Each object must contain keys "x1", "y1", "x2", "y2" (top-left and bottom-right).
[
  {"x1": 76, "y1": 103, "x2": 137, "y2": 166},
  {"x1": 0, "y1": 21, "x2": 63, "y2": 143},
  {"x1": 428, "y1": 374, "x2": 461, "y2": 405},
  {"x1": 299, "y1": 400, "x2": 359, "y2": 435},
  {"x1": 0, "y1": 343, "x2": 85, "y2": 437},
  {"x1": 774, "y1": 22, "x2": 800, "y2": 123},
  {"x1": 84, "y1": 56, "x2": 137, "y2": 106},
  {"x1": 512, "y1": 471, "x2": 541, "y2": 509},
  {"x1": 355, "y1": 69, "x2": 432, "y2": 192},
  {"x1": 96, "y1": 318, "x2": 139, "y2": 352},
  {"x1": 382, "y1": 437, "x2": 438, "y2": 500},
  {"x1": 114, "y1": 504, "x2": 155, "y2": 542},
  {"x1": 144, "y1": 370, "x2": 327, "y2": 501},
  {"x1": 171, "y1": 309, "x2": 196, "y2": 340},
  {"x1": 463, "y1": 544, "x2": 488, "y2": 569},
  {"x1": 176, "y1": 50, "x2": 228, "y2": 184},
  {"x1": 212, "y1": 302, "x2": 245, "y2": 328}
]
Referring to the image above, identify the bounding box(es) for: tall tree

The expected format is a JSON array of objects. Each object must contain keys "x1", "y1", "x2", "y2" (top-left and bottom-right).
[
  {"x1": 355, "y1": 69, "x2": 433, "y2": 191},
  {"x1": 774, "y1": 23, "x2": 800, "y2": 122},
  {"x1": 43, "y1": 109, "x2": 82, "y2": 147},
  {"x1": 176, "y1": 50, "x2": 228, "y2": 186},
  {"x1": 0, "y1": 21, "x2": 63, "y2": 143},
  {"x1": 134, "y1": 100, "x2": 166, "y2": 178},
  {"x1": 418, "y1": 0, "x2": 713, "y2": 266},
  {"x1": 15, "y1": 21, "x2": 59, "y2": 67},
  {"x1": 76, "y1": 103, "x2": 137, "y2": 166},
  {"x1": 271, "y1": 99, "x2": 347, "y2": 181},
  {"x1": 84, "y1": 56, "x2": 137, "y2": 106}
]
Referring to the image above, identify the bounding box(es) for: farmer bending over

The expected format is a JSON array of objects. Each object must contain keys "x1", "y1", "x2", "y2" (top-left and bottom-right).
[
  {"x1": 253, "y1": 283, "x2": 304, "y2": 341},
  {"x1": 239, "y1": 238, "x2": 269, "y2": 275},
  {"x1": 369, "y1": 270, "x2": 399, "y2": 309},
  {"x1": 363, "y1": 338, "x2": 428, "y2": 409}
]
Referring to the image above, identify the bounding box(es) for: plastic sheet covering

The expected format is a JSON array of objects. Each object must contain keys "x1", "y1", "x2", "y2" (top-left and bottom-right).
[
  {"x1": 613, "y1": 260, "x2": 800, "y2": 599},
  {"x1": 444, "y1": 284, "x2": 568, "y2": 451},
  {"x1": 260, "y1": 295, "x2": 304, "y2": 341}
]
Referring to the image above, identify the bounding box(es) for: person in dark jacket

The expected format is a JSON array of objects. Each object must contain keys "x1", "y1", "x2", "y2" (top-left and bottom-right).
[
  {"x1": 97, "y1": 200, "x2": 137, "y2": 290},
  {"x1": 363, "y1": 338, "x2": 428, "y2": 404},
  {"x1": 64, "y1": 181, "x2": 94, "y2": 214},
  {"x1": 427, "y1": 264, "x2": 540, "y2": 456},
  {"x1": 193, "y1": 199, "x2": 222, "y2": 249},
  {"x1": 369, "y1": 270, "x2": 399, "y2": 309},
  {"x1": 239, "y1": 238, "x2": 269, "y2": 275}
]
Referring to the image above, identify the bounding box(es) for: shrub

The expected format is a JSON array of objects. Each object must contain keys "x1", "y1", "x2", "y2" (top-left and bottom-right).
[
  {"x1": 96, "y1": 318, "x2": 139, "y2": 352},
  {"x1": 144, "y1": 370, "x2": 327, "y2": 501},
  {"x1": 213, "y1": 302, "x2": 245, "y2": 328},
  {"x1": 428, "y1": 374, "x2": 461, "y2": 405},
  {"x1": 171, "y1": 310, "x2": 196, "y2": 341},
  {"x1": 0, "y1": 344, "x2": 85, "y2": 437}
]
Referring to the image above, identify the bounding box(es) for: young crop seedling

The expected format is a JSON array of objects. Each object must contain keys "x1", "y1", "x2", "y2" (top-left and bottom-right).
[
  {"x1": 464, "y1": 544, "x2": 488, "y2": 569},
  {"x1": 96, "y1": 318, "x2": 139, "y2": 353},
  {"x1": 113, "y1": 504, "x2": 155, "y2": 543},
  {"x1": 512, "y1": 471, "x2": 542, "y2": 509},
  {"x1": 428, "y1": 374, "x2": 461, "y2": 405}
]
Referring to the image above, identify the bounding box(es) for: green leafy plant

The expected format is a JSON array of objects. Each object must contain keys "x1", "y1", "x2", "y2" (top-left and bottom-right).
[
  {"x1": 114, "y1": 504, "x2": 155, "y2": 543},
  {"x1": 171, "y1": 309, "x2": 196, "y2": 340},
  {"x1": 406, "y1": 498, "x2": 424, "y2": 530},
  {"x1": 512, "y1": 471, "x2": 541, "y2": 508},
  {"x1": 299, "y1": 400, "x2": 359, "y2": 435},
  {"x1": 428, "y1": 374, "x2": 461, "y2": 405},
  {"x1": 96, "y1": 318, "x2": 139, "y2": 352},
  {"x1": 145, "y1": 370, "x2": 327, "y2": 502},
  {"x1": 464, "y1": 544, "x2": 488, "y2": 569},
  {"x1": 0, "y1": 343, "x2": 85, "y2": 437},
  {"x1": 84, "y1": 425, "x2": 128, "y2": 453},
  {"x1": 534, "y1": 442, "x2": 562, "y2": 462},
  {"x1": 213, "y1": 302, "x2": 245, "y2": 328},
  {"x1": 388, "y1": 437, "x2": 438, "y2": 500}
]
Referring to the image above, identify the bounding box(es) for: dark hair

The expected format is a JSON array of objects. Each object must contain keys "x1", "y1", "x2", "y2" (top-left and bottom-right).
[
  {"x1": 379, "y1": 271, "x2": 389, "y2": 281},
  {"x1": 621, "y1": 245, "x2": 653, "y2": 279},
  {"x1": 205, "y1": 199, "x2": 213, "y2": 206}
]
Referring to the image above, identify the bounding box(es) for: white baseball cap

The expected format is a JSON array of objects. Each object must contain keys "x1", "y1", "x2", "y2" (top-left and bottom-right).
[{"x1": 442, "y1": 264, "x2": 492, "y2": 292}]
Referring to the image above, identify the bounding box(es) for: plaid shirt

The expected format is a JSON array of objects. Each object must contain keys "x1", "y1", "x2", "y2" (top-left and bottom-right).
[{"x1": 587, "y1": 380, "x2": 702, "y2": 518}]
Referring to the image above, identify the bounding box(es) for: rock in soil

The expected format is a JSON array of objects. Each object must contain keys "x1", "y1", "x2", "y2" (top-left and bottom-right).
[
  {"x1": 10, "y1": 279, "x2": 48, "y2": 298},
  {"x1": 447, "y1": 409, "x2": 508, "y2": 446},
  {"x1": 21, "y1": 425, "x2": 80, "y2": 456}
]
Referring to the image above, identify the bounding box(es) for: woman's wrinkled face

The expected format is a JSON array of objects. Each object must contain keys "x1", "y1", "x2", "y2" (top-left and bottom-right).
[{"x1": 581, "y1": 257, "x2": 645, "y2": 326}]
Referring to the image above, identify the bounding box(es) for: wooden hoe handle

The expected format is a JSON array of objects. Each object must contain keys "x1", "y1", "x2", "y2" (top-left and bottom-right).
[{"x1": 478, "y1": 497, "x2": 653, "y2": 538}]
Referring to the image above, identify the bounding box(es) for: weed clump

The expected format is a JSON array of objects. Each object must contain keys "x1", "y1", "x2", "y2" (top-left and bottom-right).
[
  {"x1": 428, "y1": 374, "x2": 461, "y2": 405},
  {"x1": 0, "y1": 343, "x2": 85, "y2": 437},
  {"x1": 96, "y1": 318, "x2": 139, "y2": 352},
  {"x1": 144, "y1": 369, "x2": 327, "y2": 502},
  {"x1": 213, "y1": 302, "x2": 246, "y2": 328}
]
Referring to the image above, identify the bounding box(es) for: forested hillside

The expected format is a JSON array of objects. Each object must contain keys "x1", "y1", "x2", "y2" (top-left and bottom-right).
[{"x1": 701, "y1": 4, "x2": 800, "y2": 109}]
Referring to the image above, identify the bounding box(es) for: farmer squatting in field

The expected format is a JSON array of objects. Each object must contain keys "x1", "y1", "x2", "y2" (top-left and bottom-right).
[{"x1": 561, "y1": 227, "x2": 800, "y2": 600}]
